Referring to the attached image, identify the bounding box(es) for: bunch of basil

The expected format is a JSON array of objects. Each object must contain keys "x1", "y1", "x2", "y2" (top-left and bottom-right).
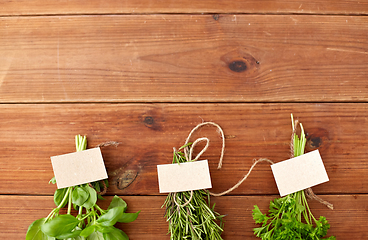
[{"x1": 26, "y1": 135, "x2": 139, "y2": 240}]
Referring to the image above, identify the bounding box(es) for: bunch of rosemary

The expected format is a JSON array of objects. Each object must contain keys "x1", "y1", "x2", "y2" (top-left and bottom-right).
[
  {"x1": 252, "y1": 116, "x2": 335, "y2": 240},
  {"x1": 162, "y1": 144, "x2": 225, "y2": 239}
]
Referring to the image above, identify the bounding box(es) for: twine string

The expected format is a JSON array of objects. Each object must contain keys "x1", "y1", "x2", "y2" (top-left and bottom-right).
[
  {"x1": 189, "y1": 137, "x2": 210, "y2": 162},
  {"x1": 174, "y1": 122, "x2": 272, "y2": 206},
  {"x1": 173, "y1": 137, "x2": 209, "y2": 207},
  {"x1": 96, "y1": 141, "x2": 120, "y2": 148},
  {"x1": 291, "y1": 120, "x2": 333, "y2": 209},
  {"x1": 88, "y1": 181, "x2": 107, "y2": 196},
  {"x1": 209, "y1": 158, "x2": 274, "y2": 197},
  {"x1": 184, "y1": 122, "x2": 225, "y2": 169},
  {"x1": 291, "y1": 121, "x2": 334, "y2": 210},
  {"x1": 173, "y1": 191, "x2": 193, "y2": 208},
  {"x1": 173, "y1": 121, "x2": 333, "y2": 209}
]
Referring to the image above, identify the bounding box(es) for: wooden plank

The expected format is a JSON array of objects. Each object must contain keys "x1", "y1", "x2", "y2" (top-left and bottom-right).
[
  {"x1": 0, "y1": 103, "x2": 367, "y2": 195},
  {"x1": 1, "y1": 0, "x2": 368, "y2": 15},
  {"x1": 0, "y1": 15, "x2": 367, "y2": 103},
  {"x1": 1, "y1": 195, "x2": 366, "y2": 239}
]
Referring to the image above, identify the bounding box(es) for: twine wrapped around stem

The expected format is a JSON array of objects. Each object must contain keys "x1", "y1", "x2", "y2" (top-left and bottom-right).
[
  {"x1": 291, "y1": 120, "x2": 334, "y2": 210},
  {"x1": 164, "y1": 145, "x2": 225, "y2": 240}
]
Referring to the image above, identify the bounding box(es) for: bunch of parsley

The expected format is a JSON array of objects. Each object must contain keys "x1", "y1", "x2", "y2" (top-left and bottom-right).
[
  {"x1": 252, "y1": 116, "x2": 335, "y2": 240},
  {"x1": 26, "y1": 135, "x2": 139, "y2": 240}
]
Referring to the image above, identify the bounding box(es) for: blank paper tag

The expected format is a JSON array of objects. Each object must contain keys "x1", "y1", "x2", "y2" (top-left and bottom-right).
[
  {"x1": 271, "y1": 150, "x2": 329, "y2": 197},
  {"x1": 157, "y1": 160, "x2": 212, "y2": 193},
  {"x1": 51, "y1": 147, "x2": 108, "y2": 189}
]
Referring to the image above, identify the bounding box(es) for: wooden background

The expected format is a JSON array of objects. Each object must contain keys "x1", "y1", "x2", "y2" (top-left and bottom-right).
[{"x1": 1, "y1": 1, "x2": 368, "y2": 239}]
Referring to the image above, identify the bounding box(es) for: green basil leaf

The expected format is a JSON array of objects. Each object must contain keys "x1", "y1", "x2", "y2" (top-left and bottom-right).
[
  {"x1": 107, "y1": 196, "x2": 127, "y2": 212},
  {"x1": 49, "y1": 176, "x2": 56, "y2": 184},
  {"x1": 41, "y1": 215, "x2": 79, "y2": 238},
  {"x1": 97, "y1": 195, "x2": 105, "y2": 201},
  {"x1": 103, "y1": 227, "x2": 129, "y2": 240},
  {"x1": 26, "y1": 218, "x2": 53, "y2": 240},
  {"x1": 81, "y1": 185, "x2": 97, "y2": 209},
  {"x1": 118, "y1": 211, "x2": 140, "y2": 223},
  {"x1": 96, "y1": 206, "x2": 125, "y2": 227},
  {"x1": 56, "y1": 229, "x2": 82, "y2": 238},
  {"x1": 96, "y1": 225, "x2": 115, "y2": 233},
  {"x1": 86, "y1": 231, "x2": 104, "y2": 240},
  {"x1": 72, "y1": 186, "x2": 89, "y2": 206},
  {"x1": 64, "y1": 237, "x2": 86, "y2": 240},
  {"x1": 94, "y1": 182, "x2": 101, "y2": 192},
  {"x1": 54, "y1": 188, "x2": 68, "y2": 207},
  {"x1": 80, "y1": 225, "x2": 96, "y2": 238}
]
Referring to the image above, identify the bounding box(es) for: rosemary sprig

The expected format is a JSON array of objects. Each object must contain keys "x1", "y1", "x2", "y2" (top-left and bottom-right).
[{"x1": 162, "y1": 144, "x2": 225, "y2": 240}]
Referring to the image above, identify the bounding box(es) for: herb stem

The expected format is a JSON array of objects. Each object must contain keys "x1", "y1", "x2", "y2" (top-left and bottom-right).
[
  {"x1": 45, "y1": 186, "x2": 72, "y2": 221},
  {"x1": 67, "y1": 187, "x2": 73, "y2": 214},
  {"x1": 92, "y1": 207, "x2": 97, "y2": 223},
  {"x1": 86, "y1": 208, "x2": 91, "y2": 224},
  {"x1": 80, "y1": 211, "x2": 94, "y2": 221},
  {"x1": 45, "y1": 209, "x2": 56, "y2": 222},
  {"x1": 94, "y1": 204, "x2": 106, "y2": 215},
  {"x1": 57, "y1": 187, "x2": 72, "y2": 209},
  {"x1": 78, "y1": 206, "x2": 83, "y2": 216}
]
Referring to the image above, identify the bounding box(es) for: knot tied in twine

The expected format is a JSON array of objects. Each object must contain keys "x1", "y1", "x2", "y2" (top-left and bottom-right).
[{"x1": 173, "y1": 121, "x2": 333, "y2": 210}]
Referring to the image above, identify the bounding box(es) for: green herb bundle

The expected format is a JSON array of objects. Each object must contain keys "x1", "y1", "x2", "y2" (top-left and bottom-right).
[
  {"x1": 252, "y1": 116, "x2": 335, "y2": 240},
  {"x1": 26, "y1": 135, "x2": 139, "y2": 240},
  {"x1": 162, "y1": 144, "x2": 225, "y2": 240}
]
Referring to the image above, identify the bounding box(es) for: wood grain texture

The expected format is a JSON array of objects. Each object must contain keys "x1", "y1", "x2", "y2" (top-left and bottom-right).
[
  {"x1": 1, "y1": 0, "x2": 368, "y2": 15},
  {"x1": 1, "y1": 15, "x2": 367, "y2": 103},
  {"x1": 1, "y1": 103, "x2": 367, "y2": 195},
  {"x1": 1, "y1": 195, "x2": 366, "y2": 239},
  {"x1": 1, "y1": 0, "x2": 367, "y2": 239}
]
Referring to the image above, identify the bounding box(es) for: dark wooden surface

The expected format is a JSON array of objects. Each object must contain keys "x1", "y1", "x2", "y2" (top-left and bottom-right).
[
  {"x1": 1, "y1": 0, "x2": 368, "y2": 15},
  {"x1": 1, "y1": 15, "x2": 367, "y2": 103},
  {"x1": 1, "y1": 104, "x2": 367, "y2": 196},
  {"x1": 0, "y1": 1, "x2": 367, "y2": 239}
]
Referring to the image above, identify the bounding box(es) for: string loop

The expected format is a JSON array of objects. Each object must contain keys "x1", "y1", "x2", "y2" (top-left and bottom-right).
[{"x1": 173, "y1": 121, "x2": 333, "y2": 210}]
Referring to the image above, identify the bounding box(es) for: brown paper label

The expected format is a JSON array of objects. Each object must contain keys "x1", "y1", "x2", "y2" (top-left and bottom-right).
[
  {"x1": 157, "y1": 160, "x2": 212, "y2": 193},
  {"x1": 271, "y1": 150, "x2": 329, "y2": 196},
  {"x1": 51, "y1": 147, "x2": 108, "y2": 189}
]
